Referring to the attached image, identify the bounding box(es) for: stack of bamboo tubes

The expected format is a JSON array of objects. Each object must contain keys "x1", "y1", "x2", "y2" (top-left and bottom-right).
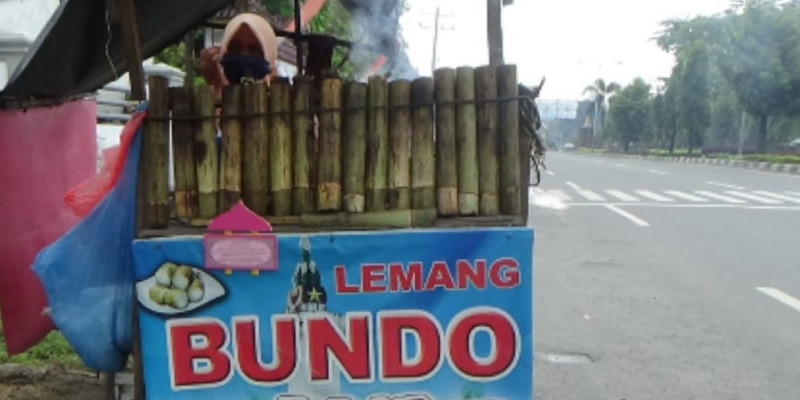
[{"x1": 139, "y1": 65, "x2": 524, "y2": 230}]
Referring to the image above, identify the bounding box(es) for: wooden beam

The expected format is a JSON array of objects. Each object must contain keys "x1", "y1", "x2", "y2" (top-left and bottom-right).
[{"x1": 115, "y1": 0, "x2": 145, "y2": 100}]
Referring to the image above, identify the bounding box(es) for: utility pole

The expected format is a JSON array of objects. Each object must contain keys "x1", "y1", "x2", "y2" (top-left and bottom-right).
[
  {"x1": 487, "y1": 0, "x2": 504, "y2": 65},
  {"x1": 420, "y1": 4, "x2": 454, "y2": 75},
  {"x1": 431, "y1": 6, "x2": 440, "y2": 74}
]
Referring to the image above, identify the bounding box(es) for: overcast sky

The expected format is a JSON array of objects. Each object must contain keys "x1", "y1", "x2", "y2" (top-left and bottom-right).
[{"x1": 400, "y1": 0, "x2": 732, "y2": 100}]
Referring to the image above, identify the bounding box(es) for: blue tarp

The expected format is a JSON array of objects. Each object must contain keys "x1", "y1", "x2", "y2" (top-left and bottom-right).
[{"x1": 32, "y1": 115, "x2": 143, "y2": 372}]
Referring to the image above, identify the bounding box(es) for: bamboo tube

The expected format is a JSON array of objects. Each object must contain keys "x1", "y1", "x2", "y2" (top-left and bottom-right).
[
  {"x1": 342, "y1": 81, "x2": 367, "y2": 212},
  {"x1": 456, "y1": 66, "x2": 479, "y2": 216},
  {"x1": 269, "y1": 77, "x2": 293, "y2": 216},
  {"x1": 219, "y1": 85, "x2": 242, "y2": 212},
  {"x1": 292, "y1": 76, "x2": 314, "y2": 214},
  {"x1": 168, "y1": 87, "x2": 198, "y2": 220},
  {"x1": 388, "y1": 80, "x2": 411, "y2": 210},
  {"x1": 144, "y1": 76, "x2": 170, "y2": 228},
  {"x1": 317, "y1": 74, "x2": 342, "y2": 211},
  {"x1": 498, "y1": 64, "x2": 521, "y2": 215},
  {"x1": 475, "y1": 66, "x2": 499, "y2": 216},
  {"x1": 366, "y1": 75, "x2": 389, "y2": 211},
  {"x1": 242, "y1": 82, "x2": 269, "y2": 216},
  {"x1": 193, "y1": 85, "x2": 218, "y2": 219},
  {"x1": 411, "y1": 77, "x2": 435, "y2": 209},
  {"x1": 434, "y1": 68, "x2": 458, "y2": 216}
]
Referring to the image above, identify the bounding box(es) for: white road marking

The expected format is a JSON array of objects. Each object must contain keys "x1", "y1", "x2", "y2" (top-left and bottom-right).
[
  {"x1": 757, "y1": 287, "x2": 800, "y2": 314},
  {"x1": 664, "y1": 190, "x2": 709, "y2": 202},
  {"x1": 545, "y1": 170, "x2": 555, "y2": 176},
  {"x1": 529, "y1": 188, "x2": 567, "y2": 210},
  {"x1": 649, "y1": 169, "x2": 668, "y2": 175},
  {"x1": 566, "y1": 181, "x2": 582, "y2": 190},
  {"x1": 634, "y1": 190, "x2": 674, "y2": 202},
  {"x1": 605, "y1": 190, "x2": 640, "y2": 202},
  {"x1": 724, "y1": 191, "x2": 782, "y2": 204},
  {"x1": 753, "y1": 191, "x2": 800, "y2": 204},
  {"x1": 547, "y1": 189, "x2": 572, "y2": 201},
  {"x1": 615, "y1": 163, "x2": 628, "y2": 168},
  {"x1": 605, "y1": 204, "x2": 650, "y2": 227},
  {"x1": 574, "y1": 189, "x2": 606, "y2": 201},
  {"x1": 694, "y1": 191, "x2": 747, "y2": 204},
  {"x1": 567, "y1": 203, "x2": 800, "y2": 210},
  {"x1": 707, "y1": 181, "x2": 746, "y2": 190},
  {"x1": 787, "y1": 191, "x2": 800, "y2": 197}
]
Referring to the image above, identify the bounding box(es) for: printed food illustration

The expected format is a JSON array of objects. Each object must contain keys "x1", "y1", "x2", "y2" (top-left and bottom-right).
[{"x1": 147, "y1": 263, "x2": 205, "y2": 310}]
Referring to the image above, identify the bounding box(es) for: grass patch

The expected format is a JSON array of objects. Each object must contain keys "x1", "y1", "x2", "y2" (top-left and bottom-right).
[
  {"x1": 0, "y1": 320, "x2": 84, "y2": 369},
  {"x1": 578, "y1": 147, "x2": 608, "y2": 153},
  {"x1": 646, "y1": 149, "x2": 800, "y2": 164}
]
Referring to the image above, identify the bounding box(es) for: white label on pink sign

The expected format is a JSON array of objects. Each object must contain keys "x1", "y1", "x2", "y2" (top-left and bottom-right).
[{"x1": 205, "y1": 235, "x2": 278, "y2": 270}]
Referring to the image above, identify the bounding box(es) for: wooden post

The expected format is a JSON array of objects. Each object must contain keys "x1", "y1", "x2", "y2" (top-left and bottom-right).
[
  {"x1": 143, "y1": 76, "x2": 169, "y2": 228},
  {"x1": 434, "y1": 68, "x2": 458, "y2": 216},
  {"x1": 411, "y1": 77, "x2": 436, "y2": 210},
  {"x1": 498, "y1": 65, "x2": 520, "y2": 215},
  {"x1": 388, "y1": 80, "x2": 412, "y2": 210},
  {"x1": 475, "y1": 66, "x2": 499, "y2": 216},
  {"x1": 169, "y1": 87, "x2": 198, "y2": 220},
  {"x1": 342, "y1": 81, "x2": 367, "y2": 213},
  {"x1": 487, "y1": 0, "x2": 504, "y2": 66},
  {"x1": 220, "y1": 85, "x2": 243, "y2": 211},
  {"x1": 115, "y1": 0, "x2": 145, "y2": 100},
  {"x1": 456, "y1": 66, "x2": 479, "y2": 215},
  {"x1": 242, "y1": 83, "x2": 270, "y2": 216},
  {"x1": 317, "y1": 74, "x2": 343, "y2": 211},
  {"x1": 269, "y1": 77, "x2": 293, "y2": 216},
  {"x1": 193, "y1": 86, "x2": 219, "y2": 219},
  {"x1": 366, "y1": 76, "x2": 389, "y2": 211},
  {"x1": 292, "y1": 76, "x2": 315, "y2": 214}
]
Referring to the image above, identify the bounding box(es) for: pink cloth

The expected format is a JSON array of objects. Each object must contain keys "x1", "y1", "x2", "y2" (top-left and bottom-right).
[{"x1": 0, "y1": 100, "x2": 97, "y2": 354}]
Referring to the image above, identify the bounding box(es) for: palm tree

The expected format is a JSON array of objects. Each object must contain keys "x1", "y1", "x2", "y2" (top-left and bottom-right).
[{"x1": 583, "y1": 78, "x2": 621, "y2": 147}]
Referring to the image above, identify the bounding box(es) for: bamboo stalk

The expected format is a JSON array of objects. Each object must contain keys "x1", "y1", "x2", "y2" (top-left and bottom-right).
[
  {"x1": 475, "y1": 65, "x2": 499, "y2": 216},
  {"x1": 242, "y1": 82, "x2": 270, "y2": 216},
  {"x1": 342, "y1": 81, "x2": 367, "y2": 212},
  {"x1": 269, "y1": 77, "x2": 293, "y2": 216},
  {"x1": 411, "y1": 77, "x2": 435, "y2": 210},
  {"x1": 388, "y1": 80, "x2": 411, "y2": 210},
  {"x1": 168, "y1": 87, "x2": 198, "y2": 220},
  {"x1": 143, "y1": 76, "x2": 169, "y2": 228},
  {"x1": 456, "y1": 66, "x2": 479, "y2": 216},
  {"x1": 292, "y1": 76, "x2": 314, "y2": 214},
  {"x1": 193, "y1": 85, "x2": 218, "y2": 219},
  {"x1": 498, "y1": 64, "x2": 521, "y2": 215},
  {"x1": 317, "y1": 74, "x2": 342, "y2": 211},
  {"x1": 434, "y1": 68, "x2": 458, "y2": 216},
  {"x1": 366, "y1": 75, "x2": 389, "y2": 211},
  {"x1": 219, "y1": 84, "x2": 242, "y2": 212}
]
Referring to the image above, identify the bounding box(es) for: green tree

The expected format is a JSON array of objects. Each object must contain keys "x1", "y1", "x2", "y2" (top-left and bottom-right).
[
  {"x1": 717, "y1": 1, "x2": 800, "y2": 152},
  {"x1": 653, "y1": 74, "x2": 680, "y2": 151},
  {"x1": 583, "y1": 78, "x2": 621, "y2": 145},
  {"x1": 678, "y1": 44, "x2": 711, "y2": 153},
  {"x1": 608, "y1": 78, "x2": 653, "y2": 153}
]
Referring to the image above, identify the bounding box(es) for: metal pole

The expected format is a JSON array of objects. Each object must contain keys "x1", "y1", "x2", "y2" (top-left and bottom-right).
[{"x1": 738, "y1": 110, "x2": 746, "y2": 156}]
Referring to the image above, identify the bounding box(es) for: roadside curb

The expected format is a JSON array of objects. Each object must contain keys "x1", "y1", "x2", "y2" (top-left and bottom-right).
[{"x1": 588, "y1": 153, "x2": 800, "y2": 175}]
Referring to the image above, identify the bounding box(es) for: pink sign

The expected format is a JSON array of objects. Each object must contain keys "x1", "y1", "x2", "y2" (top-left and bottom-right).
[{"x1": 203, "y1": 201, "x2": 278, "y2": 271}]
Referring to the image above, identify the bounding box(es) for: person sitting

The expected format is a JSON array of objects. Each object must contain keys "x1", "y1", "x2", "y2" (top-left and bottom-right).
[{"x1": 200, "y1": 13, "x2": 279, "y2": 98}]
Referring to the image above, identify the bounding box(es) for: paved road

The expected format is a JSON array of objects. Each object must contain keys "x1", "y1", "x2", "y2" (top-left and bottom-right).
[{"x1": 530, "y1": 152, "x2": 800, "y2": 399}]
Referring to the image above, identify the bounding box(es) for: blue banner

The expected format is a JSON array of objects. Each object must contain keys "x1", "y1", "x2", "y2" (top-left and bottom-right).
[{"x1": 133, "y1": 228, "x2": 533, "y2": 400}]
